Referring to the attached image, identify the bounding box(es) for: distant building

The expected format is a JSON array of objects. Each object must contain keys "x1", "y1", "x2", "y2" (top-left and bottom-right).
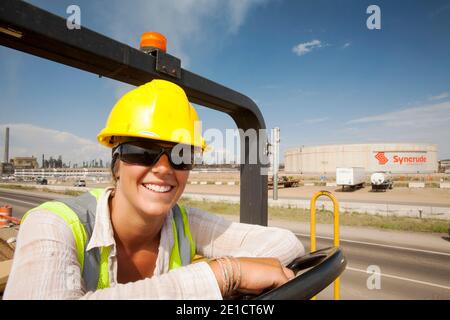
[
  {"x1": 12, "y1": 156, "x2": 39, "y2": 170},
  {"x1": 42, "y1": 155, "x2": 65, "y2": 168},
  {"x1": 438, "y1": 159, "x2": 450, "y2": 173},
  {"x1": 0, "y1": 162, "x2": 14, "y2": 175},
  {"x1": 14, "y1": 167, "x2": 111, "y2": 181}
]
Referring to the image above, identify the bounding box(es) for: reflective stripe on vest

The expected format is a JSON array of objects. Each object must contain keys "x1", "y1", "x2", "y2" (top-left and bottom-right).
[
  {"x1": 169, "y1": 205, "x2": 196, "y2": 269},
  {"x1": 22, "y1": 188, "x2": 195, "y2": 291}
]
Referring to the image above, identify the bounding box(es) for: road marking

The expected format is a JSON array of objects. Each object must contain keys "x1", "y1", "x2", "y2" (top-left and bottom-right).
[
  {"x1": 0, "y1": 196, "x2": 39, "y2": 206},
  {"x1": 346, "y1": 266, "x2": 450, "y2": 291},
  {"x1": 295, "y1": 233, "x2": 450, "y2": 257}
]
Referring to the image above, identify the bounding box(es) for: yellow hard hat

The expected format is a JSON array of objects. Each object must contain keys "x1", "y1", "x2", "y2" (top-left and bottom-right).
[{"x1": 97, "y1": 80, "x2": 205, "y2": 150}]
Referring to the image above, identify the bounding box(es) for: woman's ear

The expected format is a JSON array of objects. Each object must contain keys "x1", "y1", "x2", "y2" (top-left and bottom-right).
[
  {"x1": 111, "y1": 156, "x2": 121, "y2": 186},
  {"x1": 113, "y1": 159, "x2": 121, "y2": 179}
]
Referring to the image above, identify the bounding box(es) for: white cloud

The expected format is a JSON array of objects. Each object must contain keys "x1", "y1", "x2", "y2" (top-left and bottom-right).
[
  {"x1": 344, "y1": 101, "x2": 450, "y2": 158},
  {"x1": 99, "y1": 0, "x2": 269, "y2": 101},
  {"x1": 342, "y1": 42, "x2": 351, "y2": 49},
  {"x1": 105, "y1": 0, "x2": 268, "y2": 67},
  {"x1": 429, "y1": 92, "x2": 449, "y2": 101},
  {"x1": 226, "y1": 0, "x2": 269, "y2": 33},
  {"x1": 347, "y1": 101, "x2": 450, "y2": 127},
  {"x1": 304, "y1": 117, "x2": 329, "y2": 124},
  {"x1": 0, "y1": 124, "x2": 110, "y2": 166},
  {"x1": 292, "y1": 39, "x2": 322, "y2": 56}
]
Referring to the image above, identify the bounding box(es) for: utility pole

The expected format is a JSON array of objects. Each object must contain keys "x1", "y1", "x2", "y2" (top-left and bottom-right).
[
  {"x1": 271, "y1": 127, "x2": 280, "y2": 200},
  {"x1": 3, "y1": 127, "x2": 9, "y2": 163}
]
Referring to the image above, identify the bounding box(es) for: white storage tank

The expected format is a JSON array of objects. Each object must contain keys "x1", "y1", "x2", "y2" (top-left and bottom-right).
[{"x1": 284, "y1": 143, "x2": 438, "y2": 174}]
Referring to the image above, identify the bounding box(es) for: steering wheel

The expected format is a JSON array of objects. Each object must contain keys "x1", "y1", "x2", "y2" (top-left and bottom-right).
[{"x1": 250, "y1": 246, "x2": 347, "y2": 300}]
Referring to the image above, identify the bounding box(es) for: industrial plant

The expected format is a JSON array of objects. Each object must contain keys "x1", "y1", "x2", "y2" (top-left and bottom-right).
[{"x1": 0, "y1": 127, "x2": 110, "y2": 181}]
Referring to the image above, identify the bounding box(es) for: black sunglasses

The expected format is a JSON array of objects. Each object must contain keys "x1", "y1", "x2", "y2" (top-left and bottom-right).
[{"x1": 112, "y1": 141, "x2": 201, "y2": 171}]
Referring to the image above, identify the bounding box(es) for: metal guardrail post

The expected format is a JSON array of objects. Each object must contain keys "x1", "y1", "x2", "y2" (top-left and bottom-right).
[{"x1": 310, "y1": 190, "x2": 340, "y2": 300}]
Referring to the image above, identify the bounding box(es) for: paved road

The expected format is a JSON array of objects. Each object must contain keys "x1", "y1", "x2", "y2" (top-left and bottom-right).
[
  {"x1": 299, "y1": 235, "x2": 450, "y2": 299},
  {"x1": 0, "y1": 189, "x2": 69, "y2": 219},
  {"x1": 1, "y1": 188, "x2": 449, "y2": 300}
]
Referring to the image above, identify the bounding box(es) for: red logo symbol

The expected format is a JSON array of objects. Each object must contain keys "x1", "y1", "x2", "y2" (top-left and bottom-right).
[{"x1": 375, "y1": 152, "x2": 388, "y2": 165}]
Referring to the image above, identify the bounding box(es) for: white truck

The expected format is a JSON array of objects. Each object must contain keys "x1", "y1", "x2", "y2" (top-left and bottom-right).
[
  {"x1": 370, "y1": 172, "x2": 393, "y2": 192},
  {"x1": 336, "y1": 167, "x2": 365, "y2": 190}
]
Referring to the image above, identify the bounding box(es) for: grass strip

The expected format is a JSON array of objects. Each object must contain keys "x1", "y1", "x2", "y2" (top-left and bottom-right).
[{"x1": 0, "y1": 184, "x2": 84, "y2": 197}]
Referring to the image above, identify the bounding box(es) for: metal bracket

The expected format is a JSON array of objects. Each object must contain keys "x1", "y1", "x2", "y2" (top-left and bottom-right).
[
  {"x1": 156, "y1": 51, "x2": 181, "y2": 79},
  {"x1": 141, "y1": 46, "x2": 181, "y2": 79}
]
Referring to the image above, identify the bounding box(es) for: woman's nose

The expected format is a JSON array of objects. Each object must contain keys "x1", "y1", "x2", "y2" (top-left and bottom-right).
[{"x1": 151, "y1": 154, "x2": 173, "y2": 174}]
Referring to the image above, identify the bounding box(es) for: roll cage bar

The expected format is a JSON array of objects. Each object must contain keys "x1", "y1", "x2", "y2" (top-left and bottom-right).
[{"x1": 0, "y1": 0, "x2": 268, "y2": 225}]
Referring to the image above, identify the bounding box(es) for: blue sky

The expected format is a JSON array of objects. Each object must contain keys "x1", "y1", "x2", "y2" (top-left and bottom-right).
[{"x1": 1, "y1": 0, "x2": 450, "y2": 166}]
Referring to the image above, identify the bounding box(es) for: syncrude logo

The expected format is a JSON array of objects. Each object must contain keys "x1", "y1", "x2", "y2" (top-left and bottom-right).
[
  {"x1": 393, "y1": 155, "x2": 427, "y2": 165},
  {"x1": 375, "y1": 152, "x2": 428, "y2": 165},
  {"x1": 375, "y1": 152, "x2": 388, "y2": 165}
]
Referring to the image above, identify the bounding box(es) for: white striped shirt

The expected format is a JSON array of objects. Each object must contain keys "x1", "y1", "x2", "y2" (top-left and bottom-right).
[{"x1": 3, "y1": 187, "x2": 304, "y2": 300}]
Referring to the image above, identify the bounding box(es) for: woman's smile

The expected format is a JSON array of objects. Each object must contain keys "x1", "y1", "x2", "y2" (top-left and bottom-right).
[{"x1": 141, "y1": 182, "x2": 175, "y2": 194}]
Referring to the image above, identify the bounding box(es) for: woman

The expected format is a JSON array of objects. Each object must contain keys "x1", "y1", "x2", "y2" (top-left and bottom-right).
[{"x1": 4, "y1": 80, "x2": 304, "y2": 299}]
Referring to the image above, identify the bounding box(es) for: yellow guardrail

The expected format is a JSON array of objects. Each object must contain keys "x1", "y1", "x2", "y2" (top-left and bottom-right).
[{"x1": 310, "y1": 190, "x2": 340, "y2": 300}]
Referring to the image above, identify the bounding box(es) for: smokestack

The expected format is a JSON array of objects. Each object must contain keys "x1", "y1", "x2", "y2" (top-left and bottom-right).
[
  {"x1": 3, "y1": 127, "x2": 9, "y2": 163},
  {"x1": 42, "y1": 154, "x2": 45, "y2": 168}
]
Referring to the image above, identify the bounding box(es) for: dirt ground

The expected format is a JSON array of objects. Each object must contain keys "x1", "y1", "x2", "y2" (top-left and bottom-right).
[{"x1": 184, "y1": 184, "x2": 450, "y2": 206}]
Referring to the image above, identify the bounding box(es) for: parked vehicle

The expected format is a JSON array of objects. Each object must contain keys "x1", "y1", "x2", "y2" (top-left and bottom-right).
[
  {"x1": 268, "y1": 176, "x2": 300, "y2": 189},
  {"x1": 371, "y1": 172, "x2": 393, "y2": 192},
  {"x1": 73, "y1": 179, "x2": 86, "y2": 187},
  {"x1": 336, "y1": 167, "x2": 365, "y2": 190},
  {"x1": 36, "y1": 177, "x2": 47, "y2": 185}
]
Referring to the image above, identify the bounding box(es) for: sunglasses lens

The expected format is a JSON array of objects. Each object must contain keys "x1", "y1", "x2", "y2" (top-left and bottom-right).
[
  {"x1": 118, "y1": 144, "x2": 161, "y2": 166},
  {"x1": 115, "y1": 141, "x2": 201, "y2": 170}
]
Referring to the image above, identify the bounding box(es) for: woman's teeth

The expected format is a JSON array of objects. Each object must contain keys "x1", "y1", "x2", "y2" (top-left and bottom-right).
[{"x1": 143, "y1": 183, "x2": 173, "y2": 193}]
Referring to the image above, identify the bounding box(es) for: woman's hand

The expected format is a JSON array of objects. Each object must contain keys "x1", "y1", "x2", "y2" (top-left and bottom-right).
[{"x1": 208, "y1": 257, "x2": 295, "y2": 297}]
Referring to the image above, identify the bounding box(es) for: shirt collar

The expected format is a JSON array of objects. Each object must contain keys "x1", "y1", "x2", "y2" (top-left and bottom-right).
[{"x1": 86, "y1": 187, "x2": 116, "y2": 251}]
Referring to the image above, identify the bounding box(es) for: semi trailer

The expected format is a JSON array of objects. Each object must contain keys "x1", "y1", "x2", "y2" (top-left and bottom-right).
[{"x1": 336, "y1": 167, "x2": 365, "y2": 191}]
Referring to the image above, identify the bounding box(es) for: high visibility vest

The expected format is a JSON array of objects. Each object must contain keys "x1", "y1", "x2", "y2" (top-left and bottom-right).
[{"x1": 22, "y1": 188, "x2": 196, "y2": 291}]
